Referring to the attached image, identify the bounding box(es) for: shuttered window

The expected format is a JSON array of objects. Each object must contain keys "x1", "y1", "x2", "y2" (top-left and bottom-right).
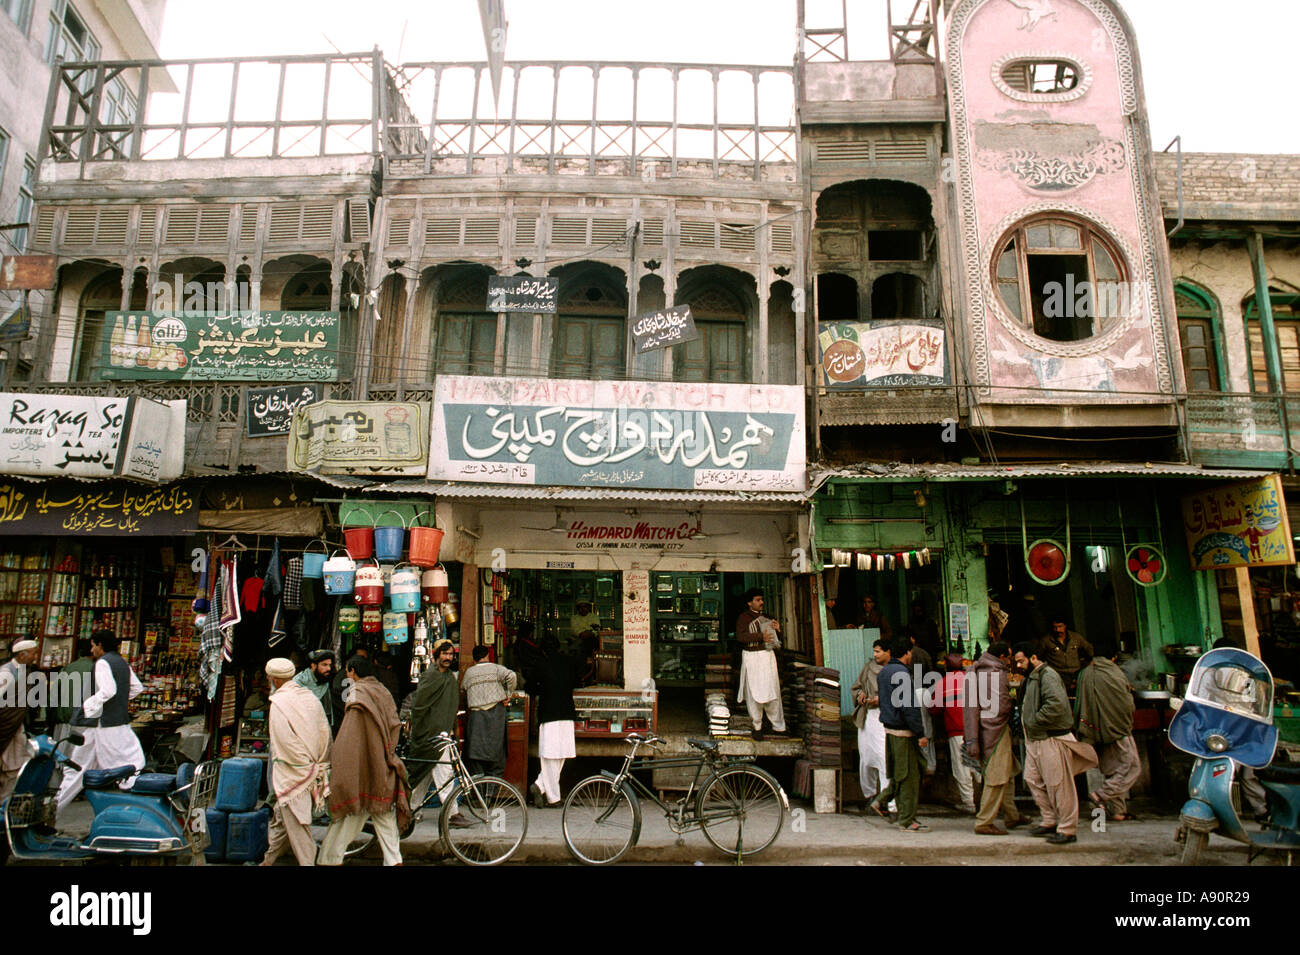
[
  {"x1": 435, "y1": 314, "x2": 498, "y2": 376},
  {"x1": 673, "y1": 321, "x2": 746, "y2": 383},
  {"x1": 1246, "y1": 294, "x2": 1300, "y2": 393},
  {"x1": 1179, "y1": 319, "x2": 1219, "y2": 392},
  {"x1": 552, "y1": 317, "x2": 624, "y2": 380}
]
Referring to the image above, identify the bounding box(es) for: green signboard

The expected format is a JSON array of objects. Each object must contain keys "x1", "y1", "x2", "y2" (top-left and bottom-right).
[{"x1": 101, "y1": 311, "x2": 339, "y2": 382}]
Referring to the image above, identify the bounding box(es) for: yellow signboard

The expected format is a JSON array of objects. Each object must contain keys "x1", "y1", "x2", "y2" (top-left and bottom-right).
[{"x1": 1181, "y1": 475, "x2": 1295, "y2": 570}]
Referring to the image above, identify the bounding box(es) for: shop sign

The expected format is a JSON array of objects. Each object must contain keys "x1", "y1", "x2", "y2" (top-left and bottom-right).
[
  {"x1": 0, "y1": 392, "x2": 184, "y2": 483},
  {"x1": 0, "y1": 255, "x2": 56, "y2": 291},
  {"x1": 101, "y1": 311, "x2": 339, "y2": 382},
  {"x1": 487, "y1": 276, "x2": 558, "y2": 313},
  {"x1": 429, "y1": 376, "x2": 805, "y2": 491},
  {"x1": 546, "y1": 560, "x2": 575, "y2": 569},
  {"x1": 246, "y1": 384, "x2": 322, "y2": 437},
  {"x1": 631, "y1": 306, "x2": 698, "y2": 354},
  {"x1": 288, "y1": 400, "x2": 429, "y2": 476},
  {"x1": 948, "y1": 602, "x2": 970, "y2": 643},
  {"x1": 818, "y1": 321, "x2": 948, "y2": 388},
  {"x1": 0, "y1": 480, "x2": 197, "y2": 535},
  {"x1": 1181, "y1": 474, "x2": 1295, "y2": 570}
]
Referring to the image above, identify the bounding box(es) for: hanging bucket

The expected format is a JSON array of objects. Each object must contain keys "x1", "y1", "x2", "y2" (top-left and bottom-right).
[
  {"x1": 361, "y1": 607, "x2": 382, "y2": 634},
  {"x1": 383, "y1": 612, "x2": 409, "y2": 645},
  {"x1": 301, "y1": 540, "x2": 328, "y2": 579},
  {"x1": 354, "y1": 561, "x2": 384, "y2": 606},
  {"x1": 343, "y1": 512, "x2": 375, "y2": 560},
  {"x1": 390, "y1": 564, "x2": 421, "y2": 612},
  {"x1": 338, "y1": 605, "x2": 360, "y2": 636},
  {"x1": 408, "y1": 511, "x2": 444, "y2": 568},
  {"x1": 374, "y1": 510, "x2": 406, "y2": 563},
  {"x1": 323, "y1": 551, "x2": 357, "y2": 596},
  {"x1": 424, "y1": 563, "x2": 449, "y2": 604}
]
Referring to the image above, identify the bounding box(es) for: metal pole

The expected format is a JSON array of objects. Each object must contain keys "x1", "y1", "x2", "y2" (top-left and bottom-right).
[{"x1": 1249, "y1": 230, "x2": 1293, "y2": 473}]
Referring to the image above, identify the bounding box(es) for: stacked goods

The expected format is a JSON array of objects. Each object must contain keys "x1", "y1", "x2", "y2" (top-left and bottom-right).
[
  {"x1": 705, "y1": 654, "x2": 734, "y2": 696},
  {"x1": 801, "y1": 666, "x2": 841, "y2": 767},
  {"x1": 205, "y1": 758, "x2": 267, "y2": 863},
  {"x1": 706, "y1": 692, "x2": 731, "y2": 737}
]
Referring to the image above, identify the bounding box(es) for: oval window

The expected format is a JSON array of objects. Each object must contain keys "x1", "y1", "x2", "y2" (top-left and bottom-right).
[{"x1": 1000, "y1": 59, "x2": 1079, "y2": 94}]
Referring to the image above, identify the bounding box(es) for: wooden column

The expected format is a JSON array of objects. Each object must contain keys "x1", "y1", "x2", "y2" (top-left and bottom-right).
[
  {"x1": 459, "y1": 563, "x2": 479, "y2": 677},
  {"x1": 1235, "y1": 567, "x2": 1261, "y2": 658}
]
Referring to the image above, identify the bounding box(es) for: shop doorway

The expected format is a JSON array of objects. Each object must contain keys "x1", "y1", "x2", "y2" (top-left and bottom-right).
[
  {"x1": 827, "y1": 560, "x2": 945, "y2": 656},
  {"x1": 497, "y1": 569, "x2": 625, "y2": 685}
]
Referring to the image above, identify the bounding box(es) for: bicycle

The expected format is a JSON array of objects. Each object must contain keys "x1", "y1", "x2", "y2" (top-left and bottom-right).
[
  {"x1": 561, "y1": 734, "x2": 787, "y2": 865},
  {"x1": 399, "y1": 730, "x2": 529, "y2": 866}
]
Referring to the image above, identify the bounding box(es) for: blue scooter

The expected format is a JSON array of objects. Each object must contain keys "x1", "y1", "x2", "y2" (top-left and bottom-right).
[
  {"x1": 1, "y1": 731, "x2": 219, "y2": 864},
  {"x1": 1169, "y1": 647, "x2": 1300, "y2": 865}
]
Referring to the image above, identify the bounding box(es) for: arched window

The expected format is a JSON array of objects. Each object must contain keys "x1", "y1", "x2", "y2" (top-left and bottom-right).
[
  {"x1": 72, "y1": 266, "x2": 147, "y2": 381},
  {"x1": 433, "y1": 268, "x2": 497, "y2": 377},
  {"x1": 1245, "y1": 288, "x2": 1300, "y2": 394},
  {"x1": 871, "y1": 272, "x2": 924, "y2": 319},
  {"x1": 817, "y1": 272, "x2": 858, "y2": 322},
  {"x1": 550, "y1": 265, "x2": 627, "y2": 380},
  {"x1": 673, "y1": 277, "x2": 750, "y2": 383},
  {"x1": 1174, "y1": 282, "x2": 1223, "y2": 393},
  {"x1": 992, "y1": 215, "x2": 1128, "y2": 342}
]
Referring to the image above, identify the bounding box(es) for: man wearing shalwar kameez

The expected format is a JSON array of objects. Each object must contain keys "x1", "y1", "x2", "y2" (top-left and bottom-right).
[
  {"x1": 261, "y1": 658, "x2": 331, "y2": 866},
  {"x1": 405, "y1": 639, "x2": 467, "y2": 824},
  {"x1": 851, "y1": 639, "x2": 893, "y2": 811},
  {"x1": 735, "y1": 589, "x2": 786, "y2": 738},
  {"x1": 0, "y1": 639, "x2": 40, "y2": 802},
  {"x1": 461, "y1": 645, "x2": 517, "y2": 778},
  {"x1": 56, "y1": 631, "x2": 146, "y2": 810}
]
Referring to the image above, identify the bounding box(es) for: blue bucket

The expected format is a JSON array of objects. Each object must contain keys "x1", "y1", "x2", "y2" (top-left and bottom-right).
[
  {"x1": 301, "y1": 540, "x2": 328, "y2": 579},
  {"x1": 374, "y1": 510, "x2": 406, "y2": 563}
]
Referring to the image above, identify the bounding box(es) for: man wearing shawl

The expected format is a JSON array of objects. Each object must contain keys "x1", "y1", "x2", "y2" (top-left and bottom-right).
[
  {"x1": 404, "y1": 639, "x2": 467, "y2": 824},
  {"x1": 735, "y1": 588, "x2": 786, "y2": 739},
  {"x1": 963, "y1": 642, "x2": 1024, "y2": 835},
  {"x1": 262, "y1": 658, "x2": 331, "y2": 866},
  {"x1": 318, "y1": 655, "x2": 408, "y2": 866},
  {"x1": 0, "y1": 640, "x2": 40, "y2": 801},
  {"x1": 1075, "y1": 635, "x2": 1140, "y2": 821},
  {"x1": 294, "y1": 650, "x2": 336, "y2": 729},
  {"x1": 851, "y1": 639, "x2": 892, "y2": 811}
]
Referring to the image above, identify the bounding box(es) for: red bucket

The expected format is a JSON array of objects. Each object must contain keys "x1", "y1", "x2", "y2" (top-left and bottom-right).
[
  {"x1": 408, "y1": 514, "x2": 444, "y2": 568},
  {"x1": 344, "y1": 522, "x2": 374, "y2": 560}
]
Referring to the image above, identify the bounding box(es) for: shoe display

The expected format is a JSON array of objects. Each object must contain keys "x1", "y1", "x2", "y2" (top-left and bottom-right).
[{"x1": 1045, "y1": 832, "x2": 1077, "y2": 845}]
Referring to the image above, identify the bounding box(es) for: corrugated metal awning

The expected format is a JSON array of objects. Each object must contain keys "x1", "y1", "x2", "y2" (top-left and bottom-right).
[
  {"x1": 814, "y1": 461, "x2": 1270, "y2": 491},
  {"x1": 358, "y1": 480, "x2": 808, "y2": 505}
]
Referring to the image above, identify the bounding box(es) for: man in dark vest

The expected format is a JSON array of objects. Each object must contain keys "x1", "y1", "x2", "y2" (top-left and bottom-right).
[{"x1": 56, "y1": 630, "x2": 147, "y2": 810}]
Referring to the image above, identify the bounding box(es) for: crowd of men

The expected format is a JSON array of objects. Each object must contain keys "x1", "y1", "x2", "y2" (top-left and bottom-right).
[{"x1": 853, "y1": 607, "x2": 1141, "y2": 844}]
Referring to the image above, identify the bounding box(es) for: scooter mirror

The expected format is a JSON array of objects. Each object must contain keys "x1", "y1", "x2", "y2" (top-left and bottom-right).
[{"x1": 65, "y1": 732, "x2": 84, "y2": 746}]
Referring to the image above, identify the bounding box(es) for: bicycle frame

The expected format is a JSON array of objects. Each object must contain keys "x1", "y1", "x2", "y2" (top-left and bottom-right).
[
  {"x1": 406, "y1": 733, "x2": 497, "y2": 817},
  {"x1": 602, "y1": 739, "x2": 754, "y2": 832}
]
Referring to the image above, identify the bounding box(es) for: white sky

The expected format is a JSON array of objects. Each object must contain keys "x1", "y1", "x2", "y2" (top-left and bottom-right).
[{"x1": 153, "y1": 0, "x2": 1300, "y2": 154}]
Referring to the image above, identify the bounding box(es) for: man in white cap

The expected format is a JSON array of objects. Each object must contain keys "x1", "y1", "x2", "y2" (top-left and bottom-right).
[
  {"x1": 262, "y1": 657, "x2": 331, "y2": 866},
  {"x1": 0, "y1": 639, "x2": 40, "y2": 801},
  {"x1": 56, "y1": 630, "x2": 146, "y2": 810}
]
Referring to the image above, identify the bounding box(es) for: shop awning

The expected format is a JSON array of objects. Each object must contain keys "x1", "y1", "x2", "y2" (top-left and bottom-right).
[
  {"x1": 307, "y1": 478, "x2": 809, "y2": 505},
  {"x1": 812, "y1": 461, "x2": 1270, "y2": 493}
]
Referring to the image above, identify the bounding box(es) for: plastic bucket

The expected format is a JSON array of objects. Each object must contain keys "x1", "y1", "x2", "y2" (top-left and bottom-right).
[
  {"x1": 374, "y1": 511, "x2": 406, "y2": 563},
  {"x1": 338, "y1": 605, "x2": 360, "y2": 635},
  {"x1": 383, "y1": 612, "x2": 409, "y2": 645},
  {"x1": 323, "y1": 551, "x2": 357, "y2": 596},
  {"x1": 301, "y1": 541, "x2": 328, "y2": 579},
  {"x1": 408, "y1": 512, "x2": 444, "y2": 568},
  {"x1": 343, "y1": 516, "x2": 374, "y2": 560},
  {"x1": 426, "y1": 563, "x2": 450, "y2": 604},
  {"x1": 389, "y1": 564, "x2": 421, "y2": 612},
  {"x1": 354, "y1": 561, "x2": 384, "y2": 606},
  {"x1": 361, "y1": 608, "x2": 382, "y2": 633}
]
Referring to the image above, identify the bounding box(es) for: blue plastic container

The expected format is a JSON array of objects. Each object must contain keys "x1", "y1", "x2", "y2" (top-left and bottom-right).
[
  {"x1": 213, "y1": 758, "x2": 263, "y2": 813},
  {"x1": 204, "y1": 809, "x2": 228, "y2": 862},
  {"x1": 225, "y1": 806, "x2": 270, "y2": 863}
]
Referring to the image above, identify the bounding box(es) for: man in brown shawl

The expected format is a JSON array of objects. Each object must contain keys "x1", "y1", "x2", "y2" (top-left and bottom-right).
[
  {"x1": 963, "y1": 641, "x2": 1024, "y2": 835},
  {"x1": 318, "y1": 655, "x2": 408, "y2": 866},
  {"x1": 1075, "y1": 635, "x2": 1140, "y2": 820}
]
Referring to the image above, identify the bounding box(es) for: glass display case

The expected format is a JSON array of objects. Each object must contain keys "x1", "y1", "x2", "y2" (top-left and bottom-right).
[{"x1": 572, "y1": 689, "x2": 657, "y2": 738}]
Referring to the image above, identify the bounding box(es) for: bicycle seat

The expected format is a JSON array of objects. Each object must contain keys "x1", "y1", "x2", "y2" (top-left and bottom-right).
[
  {"x1": 83, "y1": 765, "x2": 137, "y2": 788},
  {"x1": 687, "y1": 738, "x2": 719, "y2": 753}
]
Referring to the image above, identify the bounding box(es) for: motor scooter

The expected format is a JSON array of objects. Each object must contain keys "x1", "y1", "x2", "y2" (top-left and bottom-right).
[
  {"x1": 1169, "y1": 647, "x2": 1300, "y2": 865},
  {"x1": 1, "y1": 731, "x2": 219, "y2": 864}
]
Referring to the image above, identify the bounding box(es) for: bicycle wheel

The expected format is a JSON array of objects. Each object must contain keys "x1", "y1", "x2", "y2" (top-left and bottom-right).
[
  {"x1": 439, "y1": 776, "x2": 528, "y2": 866},
  {"x1": 562, "y1": 776, "x2": 639, "y2": 865},
  {"x1": 697, "y1": 766, "x2": 785, "y2": 858}
]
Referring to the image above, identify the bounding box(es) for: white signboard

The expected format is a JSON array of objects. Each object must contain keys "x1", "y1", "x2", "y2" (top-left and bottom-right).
[
  {"x1": 429, "y1": 376, "x2": 806, "y2": 492},
  {"x1": 0, "y1": 393, "x2": 185, "y2": 483}
]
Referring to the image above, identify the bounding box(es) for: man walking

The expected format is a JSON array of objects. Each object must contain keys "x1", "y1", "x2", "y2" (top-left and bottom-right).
[
  {"x1": 735, "y1": 588, "x2": 786, "y2": 739},
  {"x1": 51, "y1": 639, "x2": 95, "y2": 742},
  {"x1": 851, "y1": 639, "x2": 892, "y2": 811},
  {"x1": 294, "y1": 650, "x2": 335, "y2": 729},
  {"x1": 936, "y1": 653, "x2": 977, "y2": 813},
  {"x1": 461, "y1": 645, "x2": 518, "y2": 778},
  {"x1": 964, "y1": 641, "x2": 1024, "y2": 835},
  {"x1": 56, "y1": 631, "x2": 146, "y2": 810},
  {"x1": 318, "y1": 655, "x2": 408, "y2": 866},
  {"x1": 405, "y1": 639, "x2": 467, "y2": 825},
  {"x1": 1014, "y1": 642, "x2": 1096, "y2": 845},
  {"x1": 261, "y1": 658, "x2": 331, "y2": 866},
  {"x1": 1076, "y1": 635, "x2": 1141, "y2": 821},
  {"x1": 872, "y1": 636, "x2": 929, "y2": 832},
  {"x1": 0, "y1": 639, "x2": 40, "y2": 801},
  {"x1": 531, "y1": 634, "x2": 582, "y2": 808}
]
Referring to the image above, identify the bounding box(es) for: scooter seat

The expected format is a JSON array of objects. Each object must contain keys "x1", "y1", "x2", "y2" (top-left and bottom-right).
[
  {"x1": 1257, "y1": 763, "x2": 1300, "y2": 784},
  {"x1": 131, "y1": 772, "x2": 179, "y2": 794},
  {"x1": 83, "y1": 765, "x2": 137, "y2": 788}
]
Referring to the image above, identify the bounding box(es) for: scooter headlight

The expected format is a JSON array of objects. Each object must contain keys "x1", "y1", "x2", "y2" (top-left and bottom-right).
[{"x1": 1206, "y1": 733, "x2": 1229, "y2": 753}]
